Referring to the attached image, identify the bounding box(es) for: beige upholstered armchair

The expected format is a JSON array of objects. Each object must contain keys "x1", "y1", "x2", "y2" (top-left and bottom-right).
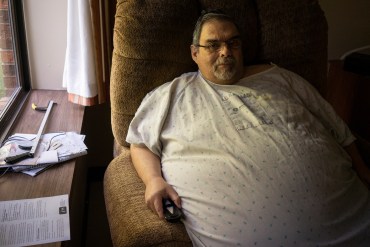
[{"x1": 104, "y1": 0, "x2": 328, "y2": 246}]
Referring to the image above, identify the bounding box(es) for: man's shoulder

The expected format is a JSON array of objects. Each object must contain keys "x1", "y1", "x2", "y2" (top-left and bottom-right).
[
  {"x1": 150, "y1": 71, "x2": 199, "y2": 93},
  {"x1": 174, "y1": 71, "x2": 199, "y2": 84},
  {"x1": 144, "y1": 71, "x2": 200, "y2": 101},
  {"x1": 243, "y1": 64, "x2": 276, "y2": 78}
]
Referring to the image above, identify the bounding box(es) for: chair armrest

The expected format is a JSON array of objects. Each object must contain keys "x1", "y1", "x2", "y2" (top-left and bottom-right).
[{"x1": 103, "y1": 147, "x2": 191, "y2": 247}]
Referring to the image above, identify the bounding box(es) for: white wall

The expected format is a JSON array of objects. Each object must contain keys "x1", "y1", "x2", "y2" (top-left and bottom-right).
[
  {"x1": 23, "y1": 1, "x2": 370, "y2": 89},
  {"x1": 319, "y1": 0, "x2": 370, "y2": 60},
  {"x1": 23, "y1": 0, "x2": 67, "y2": 90}
]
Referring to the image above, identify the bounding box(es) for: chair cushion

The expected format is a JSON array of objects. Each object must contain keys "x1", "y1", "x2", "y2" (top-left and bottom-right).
[
  {"x1": 104, "y1": 147, "x2": 192, "y2": 246},
  {"x1": 111, "y1": 0, "x2": 199, "y2": 147},
  {"x1": 255, "y1": 0, "x2": 328, "y2": 94},
  {"x1": 110, "y1": 0, "x2": 327, "y2": 147},
  {"x1": 111, "y1": 0, "x2": 262, "y2": 147}
]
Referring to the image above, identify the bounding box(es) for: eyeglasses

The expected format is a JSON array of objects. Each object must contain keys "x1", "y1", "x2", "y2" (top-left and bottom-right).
[{"x1": 195, "y1": 38, "x2": 242, "y2": 53}]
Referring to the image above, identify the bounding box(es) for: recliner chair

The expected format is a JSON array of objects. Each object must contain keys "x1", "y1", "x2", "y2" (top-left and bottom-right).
[{"x1": 104, "y1": 0, "x2": 328, "y2": 246}]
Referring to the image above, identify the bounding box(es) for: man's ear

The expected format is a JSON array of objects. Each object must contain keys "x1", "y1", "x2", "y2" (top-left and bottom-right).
[{"x1": 190, "y1": 45, "x2": 198, "y2": 63}]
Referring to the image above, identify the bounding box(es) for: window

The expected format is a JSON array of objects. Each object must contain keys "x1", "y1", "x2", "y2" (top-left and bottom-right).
[{"x1": 0, "y1": 0, "x2": 30, "y2": 142}]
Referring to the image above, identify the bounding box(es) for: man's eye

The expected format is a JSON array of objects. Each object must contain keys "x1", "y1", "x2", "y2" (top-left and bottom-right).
[
  {"x1": 229, "y1": 39, "x2": 241, "y2": 47},
  {"x1": 229, "y1": 40, "x2": 236, "y2": 45},
  {"x1": 208, "y1": 43, "x2": 220, "y2": 49}
]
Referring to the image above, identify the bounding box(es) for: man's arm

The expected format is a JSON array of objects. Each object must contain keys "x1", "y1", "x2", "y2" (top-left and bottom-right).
[
  {"x1": 345, "y1": 142, "x2": 370, "y2": 188},
  {"x1": 130, "y1": 144, "x2": 181, "y2": 219}
]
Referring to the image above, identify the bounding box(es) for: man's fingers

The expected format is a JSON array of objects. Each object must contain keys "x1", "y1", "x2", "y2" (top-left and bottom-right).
[
  {"x1": 146, "y1": 199, "x2": 163, "y2": 218},
  {"x1": 168, "y1": 191, "x2": 182, "y2": 209},
  {"x1": 153, "y1": 198, "x2": 164, "y2": 219},
  {"x1": 144, "y1": 181, "x2": 181, "y2": 219}
]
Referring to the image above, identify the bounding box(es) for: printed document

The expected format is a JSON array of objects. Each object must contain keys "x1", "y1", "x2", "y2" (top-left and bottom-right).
[{"x1": 0, "y1": 194, "x2": 70, "y2": 246}]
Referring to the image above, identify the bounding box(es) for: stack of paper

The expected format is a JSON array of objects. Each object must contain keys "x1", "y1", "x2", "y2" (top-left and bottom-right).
[{"x1": 0, "y1": 132, "x2": 87, "y2": 176}]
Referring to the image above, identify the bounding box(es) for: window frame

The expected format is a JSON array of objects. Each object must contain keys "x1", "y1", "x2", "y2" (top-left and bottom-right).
[{"x1": 0, "y1": 0, "x2": 31, "y2": 143}]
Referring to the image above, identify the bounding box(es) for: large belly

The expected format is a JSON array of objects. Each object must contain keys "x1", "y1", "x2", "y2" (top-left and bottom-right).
[{"x1": 161, "y1": 136, "x2": 370, "y2": 246}]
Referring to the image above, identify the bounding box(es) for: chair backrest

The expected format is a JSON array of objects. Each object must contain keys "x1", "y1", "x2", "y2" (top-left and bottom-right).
[{"x1": 110, "y1": 0, "x2": 328, "y2": 147}]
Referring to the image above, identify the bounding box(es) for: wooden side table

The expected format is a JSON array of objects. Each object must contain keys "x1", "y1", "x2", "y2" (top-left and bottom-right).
[{"x1": 0, "y1": 90, "x2": 86, "y2": 247}]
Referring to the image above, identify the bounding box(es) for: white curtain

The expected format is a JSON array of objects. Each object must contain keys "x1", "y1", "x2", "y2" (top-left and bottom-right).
[{"x1": 63, "y1": 0, "x2": 98, "y2": 104}]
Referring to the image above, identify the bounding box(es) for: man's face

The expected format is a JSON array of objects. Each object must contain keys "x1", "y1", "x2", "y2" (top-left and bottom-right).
[{"x1": 191, "y1": 19, "x2": 244, "y2": 85}]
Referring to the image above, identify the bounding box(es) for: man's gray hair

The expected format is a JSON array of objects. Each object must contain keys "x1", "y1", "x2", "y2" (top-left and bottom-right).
[{"x1": 192, "y1": 10, "x2": 240, "y2": 46}]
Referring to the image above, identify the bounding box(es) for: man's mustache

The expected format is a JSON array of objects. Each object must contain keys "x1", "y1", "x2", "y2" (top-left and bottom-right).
[{"x1": 214, "y1": 57, "x2": 236, "y2": 66}]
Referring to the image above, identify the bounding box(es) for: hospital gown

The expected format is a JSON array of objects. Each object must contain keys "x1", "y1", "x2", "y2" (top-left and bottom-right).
[{"x1": 126, "y1": 66, "x2": 370, "y2": 246}]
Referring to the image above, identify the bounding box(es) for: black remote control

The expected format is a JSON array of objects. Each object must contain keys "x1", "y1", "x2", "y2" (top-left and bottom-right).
[{"x1": 163, "y1": 199, "x2": 183, "y2": 223}]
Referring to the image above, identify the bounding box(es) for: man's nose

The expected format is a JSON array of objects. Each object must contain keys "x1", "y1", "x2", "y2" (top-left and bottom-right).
[{"x1": 219, "y1": 42, "x2": 232, "y2": 56}]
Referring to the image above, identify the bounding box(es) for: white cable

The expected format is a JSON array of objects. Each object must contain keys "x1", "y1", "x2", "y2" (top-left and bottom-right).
[{"x1": 340, "y1": 45, "x2": 370, "y2": 60}]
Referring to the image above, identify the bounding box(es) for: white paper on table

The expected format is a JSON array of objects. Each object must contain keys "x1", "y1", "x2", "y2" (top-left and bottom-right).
[
  {"x1": 37, "y1": 150, "x2": 58, "y2": 164},
  {"x1": 0, "y1": 132, "x2": 87, "y2": 168},
  {"x1": 0, "y1": 194, "x2": 71, "y2": 246}
]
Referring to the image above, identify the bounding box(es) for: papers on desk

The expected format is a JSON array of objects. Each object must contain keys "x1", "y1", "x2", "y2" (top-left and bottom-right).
[
  {"x1": 0, "y1": 194, "x2": 70, "y2": 247},
  {"x1": 0, "y1": 132, "x2": 87, "y2": 176}
]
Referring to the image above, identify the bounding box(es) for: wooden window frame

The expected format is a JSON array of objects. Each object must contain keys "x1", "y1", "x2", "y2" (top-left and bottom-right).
[{"x1": 0, "y1": 0, "x2": 31, "y2": 143}]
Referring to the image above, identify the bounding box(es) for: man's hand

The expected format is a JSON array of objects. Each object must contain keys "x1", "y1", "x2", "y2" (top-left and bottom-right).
[
  {"x1": 130, "y1": 144, "x2": 182, "y2": 219},
  {"x1": 145, "y1": 177, "x2": 181, "y2": 219}
]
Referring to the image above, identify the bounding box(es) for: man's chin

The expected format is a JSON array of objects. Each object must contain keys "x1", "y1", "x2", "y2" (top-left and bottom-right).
[{"x1": 214, "y1": 69, "x2": 236, "y2": 81}]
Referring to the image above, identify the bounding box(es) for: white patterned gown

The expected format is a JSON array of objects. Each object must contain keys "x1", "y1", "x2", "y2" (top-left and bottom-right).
[{"x1": 126, "y1": 66, "x2": 370, "y2": 246}]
